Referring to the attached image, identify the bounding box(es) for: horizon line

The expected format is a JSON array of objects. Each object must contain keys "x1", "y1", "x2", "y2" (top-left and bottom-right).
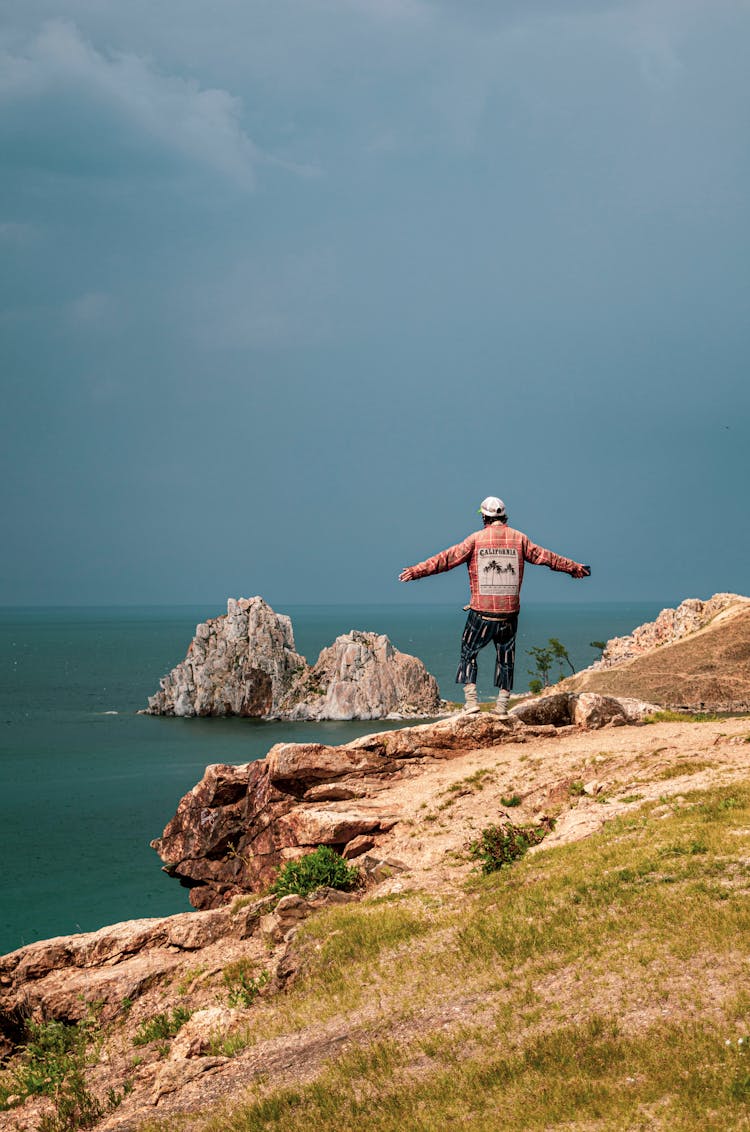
[{"x1": 0, "y1": 597, "x2": 686, "y2": 610}]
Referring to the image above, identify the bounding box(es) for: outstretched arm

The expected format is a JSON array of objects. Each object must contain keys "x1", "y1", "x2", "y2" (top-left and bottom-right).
[
  {"x1": 399, "y1": 534, "x2": 475, "y2": 582},
  {"x1": 523, "y1": 536, "x2": 591, "y2": 579}
]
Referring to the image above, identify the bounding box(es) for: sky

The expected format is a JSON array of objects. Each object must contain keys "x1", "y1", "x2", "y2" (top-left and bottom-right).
[{"x1": 1, "y1": 0, "x2": 748, "y2": 607}]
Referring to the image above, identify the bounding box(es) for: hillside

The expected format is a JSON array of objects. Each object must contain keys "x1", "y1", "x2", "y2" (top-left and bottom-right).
[
  {"x1": 3, "y1": 709, "x2": 750, "y2": 1131},
  {"x1": 560, "y1": 594, "x2": 750, "y2": 711}
]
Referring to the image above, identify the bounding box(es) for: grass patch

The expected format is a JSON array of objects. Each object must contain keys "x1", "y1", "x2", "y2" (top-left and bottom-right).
[
  {"x1": 133, "y1": 1006, "x2": 192, "y2": 1047},
  {"x1": 139, "y1": 783, "x2": 750, "y2": 1132},
  {"x1": 644, "y1": 710, "x2": 722, "y2": 723},
  {"x1": 659, "y1": 760, "x2": 712, "y2": 779},
  {"x1": 444, "y1": 768, "x2": 496, "y2": 795},
  {"x1": 176, "y1": 965, "x2": 206, "y2": 995},
  {"x1": 231, "y1": 894, "x2": 262, "y2": 913},
  {"x1": 298, "y1": 902, "x2": 431, "y2": 978},
  {"x1": 223, "y1": 962, "x2": 270, "y2": 1008},
  {"x1": 0, "y1": 1017, "x2": 104, "y2": 1131},
  {"x1": 151, "y1": 1013, "x2": 750, "y2": 1132},
  {"x1": 204, "y1": 901, "x2": 434, "y2": 1058},
  {"x1": 458, "y1": 787, "x2": 750, "y2": 973}
]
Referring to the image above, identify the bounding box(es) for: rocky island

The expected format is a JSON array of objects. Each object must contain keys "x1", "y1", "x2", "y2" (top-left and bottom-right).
[{"x1": 145, "y1": 597, "x2": 441, "y2": 720}]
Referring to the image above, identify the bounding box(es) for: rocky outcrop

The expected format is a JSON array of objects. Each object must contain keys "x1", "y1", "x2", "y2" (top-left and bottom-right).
[
  {"x1": 151, "y1": 698, "x2": 655, "y2": 911},
  {"x1": 152, "y1": 713, "x2": 526, "y2": 909},
  {"x1": 4, "y1": 715, "x2": 750, "y2": 1131},
  {"x1": 278, "y1": 630, "x2": 441, "y2": 720},
  {"x1": 145, "y1": 598, "x2": 441, "y2": 720},
  {"x1": 146, "y1": 598, "x2": 307, "y2": 718},
  {"x1": 592, "y1": 594, "x2": 750, "y2": 670},
  {"x1": 511, "y1": 692, "x2": 660, "y2": 729},
  {"x1": 0, "y1": 888, "x2": 352, "y2": 1055},
  {"x1": 558, "y1": 593, "x2": 750, "y2": 711}
]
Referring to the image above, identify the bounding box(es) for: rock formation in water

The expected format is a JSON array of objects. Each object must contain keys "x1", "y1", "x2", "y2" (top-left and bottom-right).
[
  {"x1": 145, "y1": 597, "x2": 441, "y2": 721},
  {"x1": 146, "y1": 598, "x2": 306, "y2": 718},
  {"x1": 559, "y1": 592, "x2": 750, "y2": 711},
  {"x1": 278, "y1": 630, "x2": 440, "y2": 721}
]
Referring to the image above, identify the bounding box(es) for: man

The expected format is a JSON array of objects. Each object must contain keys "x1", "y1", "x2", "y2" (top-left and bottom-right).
[{"x1": 399, "y1": 496, "x2": 591, "y2": 716}]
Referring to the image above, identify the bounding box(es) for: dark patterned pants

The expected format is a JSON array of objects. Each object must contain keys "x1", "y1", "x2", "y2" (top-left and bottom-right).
[{"x1": 455, "y1": 609, "x2": 518, "y2": 690}]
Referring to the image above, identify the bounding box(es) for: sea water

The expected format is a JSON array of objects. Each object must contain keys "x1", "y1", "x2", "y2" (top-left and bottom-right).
[{"x1": 0, "y1": 601, "x2": 665, "y2": 955}]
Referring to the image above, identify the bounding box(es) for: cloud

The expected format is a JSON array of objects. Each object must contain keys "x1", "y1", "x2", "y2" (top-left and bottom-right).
[{"x1": 0, "y1": 20, "x2": 259, "y2": 187}]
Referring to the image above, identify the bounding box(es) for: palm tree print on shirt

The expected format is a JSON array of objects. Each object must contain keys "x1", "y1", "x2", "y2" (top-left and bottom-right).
[{"x1": 483, "y1": 559, "x2": 516, "y2": 577}]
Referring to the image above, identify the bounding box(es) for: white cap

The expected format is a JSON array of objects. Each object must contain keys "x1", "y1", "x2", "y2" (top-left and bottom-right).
[{"x1": 479, "y1": 496, "x2": 507, "y2": 519}]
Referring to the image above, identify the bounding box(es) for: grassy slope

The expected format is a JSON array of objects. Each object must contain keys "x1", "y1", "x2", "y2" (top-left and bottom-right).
[
  {"x1": 560, "y1": 605, "x2": 750, "y2": 708},
  {"x1": 139, "y1": 779, "x2": 750, "y2": 1132}
]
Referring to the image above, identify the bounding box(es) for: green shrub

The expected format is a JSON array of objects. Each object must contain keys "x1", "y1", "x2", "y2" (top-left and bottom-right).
[
  {"x1": 223, "y1": 962, "x2": 270, "y2": 1007},
  {"x1": 0, "y1": 1018, "x2": 103, "y2": 1131},
  {"x1": 9, "y1": 1020, "x2": 85, "y2": 1099},
  {"x1": 468, "y1": 822, "x2": 550, "y2": 875},
  {"x1": 38, "y1": 1069, "x2": 103, "y2": 1132},
  {"x1": 133, "y1": 1006, "x2": 192, "y2": 1047},
  {"x1": 270, "y1": 846, "x2": 360, "y2": 899}
]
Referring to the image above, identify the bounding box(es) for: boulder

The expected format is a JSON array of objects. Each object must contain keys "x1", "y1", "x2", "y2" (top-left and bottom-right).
[
  {"x1": 511, "y1": 694, "x2": 573, "y2": 727},
  {"x1": 343, "y1": 835, "x2": 375, "y2": 859},
  {"x1": 276, "y1": 807, "x2": 387, "y2": 847},
  {"x1": 607, "y1": 696, "x2": 663, "y2": 722},
  {"x1": 572, "y1": 693, "x2": 628, "y2": 730},
  {"x1": 511, "y1": 692, "x2": 661, "y2": 729},
  {"x1": 265, "y1": 742, "x2": 391, "y2": 795},
  {"x1": 0, "y1": 907, "x2": 237, "y2": 1031}
]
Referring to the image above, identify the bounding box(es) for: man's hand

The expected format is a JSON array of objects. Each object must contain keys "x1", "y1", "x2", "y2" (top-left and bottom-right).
[
  {"x1": 571, "y1": 563, "x2": 591, "y2": 579},
  {"x1": 399, "y1": 567, "x2": 416, "y2": 582}
]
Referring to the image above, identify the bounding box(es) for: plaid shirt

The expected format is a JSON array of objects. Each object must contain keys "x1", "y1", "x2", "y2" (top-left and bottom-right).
[{"x1": 407, "y1": 523, "x2": 583, "y2": 614}]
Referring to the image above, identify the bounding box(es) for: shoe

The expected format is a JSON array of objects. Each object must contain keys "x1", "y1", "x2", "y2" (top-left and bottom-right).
[
  {"x1": 494, "y1": 690, "x2": 510, "y2": 717},
  {"x1": 463, "y1": 684, "x2": 480, "y2": 713}
]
